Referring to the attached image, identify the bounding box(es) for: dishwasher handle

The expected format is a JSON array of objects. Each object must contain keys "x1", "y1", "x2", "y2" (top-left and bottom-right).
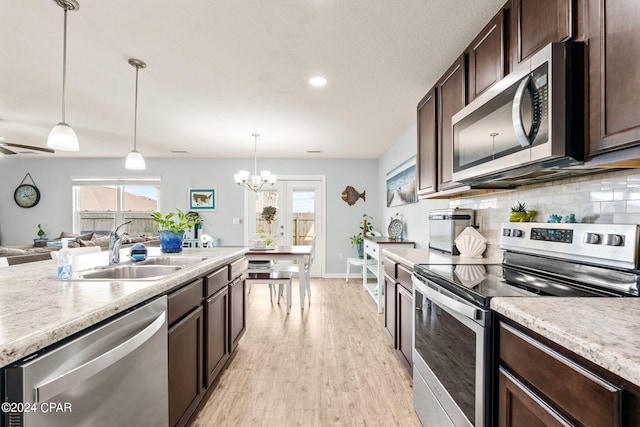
[{"x1": 34, "y1": 311, "x2": 166, "y2": 403}]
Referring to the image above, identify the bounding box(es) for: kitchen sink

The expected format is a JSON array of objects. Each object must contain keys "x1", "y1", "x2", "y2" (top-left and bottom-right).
[
  {"x1": 76, "y1": 264, "x2": 183, "y2": 280},
  {"x1": 135, "y1": 256, "x2": 206, "y2": 267}
]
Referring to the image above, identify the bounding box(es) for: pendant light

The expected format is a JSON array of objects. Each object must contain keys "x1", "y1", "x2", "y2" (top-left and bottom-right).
[
  {"x1": 125, "y1": 58, "x2": 147, "y2": 170},
  {"x1": 47, "y1": 0, "x2": 79, "y2": 151},
  {"x1": 234, "y1": 133, "x2": 277, "y2": 192}
]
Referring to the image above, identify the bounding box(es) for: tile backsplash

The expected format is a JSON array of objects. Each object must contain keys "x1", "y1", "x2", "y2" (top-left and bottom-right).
[{"x1": 450, "y1": 169, "x2": 640, "y2": 259}]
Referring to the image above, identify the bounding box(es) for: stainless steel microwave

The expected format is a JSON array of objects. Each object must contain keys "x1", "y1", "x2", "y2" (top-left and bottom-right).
[{"x1": 451, "y1": 42, "x2": 587, "y2": 186}]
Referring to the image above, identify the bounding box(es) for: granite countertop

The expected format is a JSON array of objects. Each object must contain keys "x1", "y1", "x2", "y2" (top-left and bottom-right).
[
  {"x1": 382, "y1": 247, "x2": 502, "y2": 268},
  {"x1": 0, "y1": 246, "x2": 247, "y2": 368},
  {"x1": 491, "y1": 297, "x2": 640, "y2": 388}
]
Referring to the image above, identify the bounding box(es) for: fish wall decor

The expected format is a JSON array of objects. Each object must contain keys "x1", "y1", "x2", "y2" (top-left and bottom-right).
[{"x1": 341, "y1": 186, "x2": 366, "y2": 206}]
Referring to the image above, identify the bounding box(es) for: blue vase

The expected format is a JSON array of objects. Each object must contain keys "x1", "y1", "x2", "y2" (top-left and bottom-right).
[{"x1": 159, "y1": 230, "x2": 185, "y2": 253}]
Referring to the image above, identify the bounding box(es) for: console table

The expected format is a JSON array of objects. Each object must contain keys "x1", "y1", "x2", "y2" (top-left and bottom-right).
[{"x1": 363, "y1": 237, "x2": 415, "y2": 313}]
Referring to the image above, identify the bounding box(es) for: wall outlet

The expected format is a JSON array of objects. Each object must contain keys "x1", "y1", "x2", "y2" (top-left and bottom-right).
[
  {"x1": 232, "y1": 217, "x2": 243, "y2": 225},
  {"x1": 338, "y1": 252, "x2": 343, "y2": 260}
]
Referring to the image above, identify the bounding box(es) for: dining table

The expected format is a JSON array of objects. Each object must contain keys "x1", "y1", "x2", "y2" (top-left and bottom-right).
[{"x1": 245, "y1": 245, "x2": 312, "y2": 308}]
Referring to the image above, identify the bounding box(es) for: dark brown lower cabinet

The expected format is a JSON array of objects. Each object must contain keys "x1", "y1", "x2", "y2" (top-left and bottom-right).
[
  {"x1": 396, "y1": 283, "x2": 413, "y2": 372},
  {"x1": 384, "y1": 274, "x2": 396, "y2": 345},
  {"x1": 498, "y1": 320, "x2": 625, "y2": 427},
  {"x1": 229, "y1": 277, "x2": 246, "y2": 351},
  {"x1": 205, "y1": 286, "x2": 229, "y2": 388},
  {"x1": 498, "y1": 367, "x2": 572, "y2": 427},
  {"x1": 168, "y1": 305, "x2": 204, "y2": 427}
]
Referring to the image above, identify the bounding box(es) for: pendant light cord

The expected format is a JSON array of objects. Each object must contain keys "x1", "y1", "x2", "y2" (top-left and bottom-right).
[
  {"x1": 61, "y1": 6, "x2": 68, "y2": 123},
  {"x1": 133, "y1": 65, "x2": 139, "y2": 151},
  {"x1": 253, "y1": 134, "x2": 258, "y2": 176}
]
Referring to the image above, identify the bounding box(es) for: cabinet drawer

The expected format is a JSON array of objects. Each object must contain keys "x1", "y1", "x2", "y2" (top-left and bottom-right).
[
  {"x1": 229, "y1": 257, "x2": 248, "y2": 281},
  {"x1": 364, "y1": 240, "x2": 378, "y2": 258},
  {"x1": 206, "y1": 266, "x2": 228, "y2": 297},
  {"x1": 499, "y1": 322, "x2": 622, "y2": 426},
  {"x1": 397, "y1": 264, "x2": 413, "y2": 291},
  {"x1": 168, "y1": 279, "x2": 203, "y2": 325},
  {"x1": 383, "y1": 258, "x2": 397, "y2": 278}
]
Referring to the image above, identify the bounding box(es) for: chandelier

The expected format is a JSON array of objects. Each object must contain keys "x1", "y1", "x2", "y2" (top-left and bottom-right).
[{"x1": 234, "y1": 133, "x2": 277, "y2": 192}]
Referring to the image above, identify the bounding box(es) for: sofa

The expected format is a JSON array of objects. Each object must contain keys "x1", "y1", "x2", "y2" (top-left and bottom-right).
[{"x1": 0, "y1": 232, "x2": 160, "y2": 265}]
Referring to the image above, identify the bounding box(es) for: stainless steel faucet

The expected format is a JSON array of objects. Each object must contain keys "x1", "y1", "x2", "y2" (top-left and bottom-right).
[{"x1": 109, "y1": 221, "x2": 132, "y2": 265}]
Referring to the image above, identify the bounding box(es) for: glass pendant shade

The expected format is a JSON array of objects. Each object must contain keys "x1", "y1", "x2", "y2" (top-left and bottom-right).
[
  {"x1": 125, "y1": 149, "x2": 146, "y2": 170},
  {"x1": 47, "y1": 122, "x2": 79, "y2": 151}
]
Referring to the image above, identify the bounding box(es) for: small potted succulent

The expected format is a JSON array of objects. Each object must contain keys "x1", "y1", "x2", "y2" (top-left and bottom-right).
[
  {"x1": 509, "y1": 201, "x2": 536, "y2": 222},
  {"x1": 151, "y1": 209, "x2": 196, "y2": 253}
]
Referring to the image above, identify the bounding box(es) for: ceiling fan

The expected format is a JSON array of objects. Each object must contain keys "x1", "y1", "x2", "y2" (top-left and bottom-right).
[{"x1": 0, "y1": 141, "x2": 55, "y2": 156}]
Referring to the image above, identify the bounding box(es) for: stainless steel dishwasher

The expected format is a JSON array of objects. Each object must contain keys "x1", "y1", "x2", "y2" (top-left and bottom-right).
[{"x1": 3, "y1": 296, "x2": 168, "y2": 427}]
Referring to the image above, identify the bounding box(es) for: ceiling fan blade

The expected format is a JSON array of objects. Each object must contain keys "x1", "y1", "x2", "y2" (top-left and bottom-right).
[
  {"x1": 4, "y1": 143, "x2": 55, "y2": 154},
  {"x1": 0, "y1": 146, "x2": 17, "y2": 155}
]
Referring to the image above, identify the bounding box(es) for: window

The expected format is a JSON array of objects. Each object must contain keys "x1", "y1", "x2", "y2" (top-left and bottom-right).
[{"x1": 72, "y1": 177, "x2": 160, "y2": 235}]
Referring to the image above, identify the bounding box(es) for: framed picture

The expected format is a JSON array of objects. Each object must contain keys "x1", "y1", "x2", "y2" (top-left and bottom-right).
[
  {"x1": 386, "y1": 155, "x2": 417, "y2": 207},
  {"x1": 189, "y1": 188, "x2": 217, "y2": 211}
]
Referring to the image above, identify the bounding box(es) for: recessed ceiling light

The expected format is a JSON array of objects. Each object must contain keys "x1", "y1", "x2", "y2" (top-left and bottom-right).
[{"x1": 309, "y1": 76, "x2": 327, "y2": 87}]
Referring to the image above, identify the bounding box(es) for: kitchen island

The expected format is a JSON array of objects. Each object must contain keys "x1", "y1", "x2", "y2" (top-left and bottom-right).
[{"x1": 0, "y1": 246, "x2": 246, "y2": 368}]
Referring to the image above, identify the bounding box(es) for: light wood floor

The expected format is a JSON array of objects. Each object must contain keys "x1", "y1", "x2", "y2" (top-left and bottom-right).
[{"x1": 191, "y1": 277, "x2": 422, "y2": 427}]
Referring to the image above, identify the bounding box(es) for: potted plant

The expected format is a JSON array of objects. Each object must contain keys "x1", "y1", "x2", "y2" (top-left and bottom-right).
[
  {"x1": 350, "y1": 214, "x2": 374, "y2": 258},
  {"x1": 185, "y1": 211, "x2": 203, "y2": 238},
  {"x1": 36, "y1": 224, "x2": 47, "y2": 240},
  {"x1": 509, "y1": 201, "x2": 536, "y2": 222},
  {"x1": 151, "y1": 209, "x2": 196, "y2": 253}
]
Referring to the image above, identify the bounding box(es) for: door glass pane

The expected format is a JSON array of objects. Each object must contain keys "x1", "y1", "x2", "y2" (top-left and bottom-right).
[
  {"x1": 254, "y1": 190, "x2": 279, "y2": 245},
  {"x1": 292, "y1": 190, "x2": 315, "y2": 245}
]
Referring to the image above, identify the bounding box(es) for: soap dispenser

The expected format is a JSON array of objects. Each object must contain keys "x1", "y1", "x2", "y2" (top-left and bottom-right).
[{"x1": 57, "y1": 238, "x2": 74, "y2": 279}]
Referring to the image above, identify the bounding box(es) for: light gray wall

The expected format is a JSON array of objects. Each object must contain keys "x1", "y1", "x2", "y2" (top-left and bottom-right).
[
  {"x1": 378, "y1": 124, "x2": 447, "y2": 248},
  {"x1": 0, "y1": 157, "x2": 377, "y2": 274}
]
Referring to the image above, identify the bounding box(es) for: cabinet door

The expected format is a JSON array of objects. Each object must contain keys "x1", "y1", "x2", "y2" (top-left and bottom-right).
[
  {"x1": 205, "y1": 287, "x2": 229, "y2": 388},
  {"x1": 498, "y1": 367, "x2": 574, "y2": 427},
  {"x1": 384, "y1": 274, "x2": 396, "y2": 346},
  {"x1": 396, "y1": 283, "x2": 413, "y2": 374},
  {"x1": 169, "y1": 305, "x2": 204, "y2": 427},
  {"x1": 511, "y1": 0, "x2": 572, "y2": 65},
  {"x1": 229, "y1": 277, "x2": 246, "y2": 351},
  {"x1": 588, "y1": 0, "x2": 640, "y2": 155},
  {"x1": 467, "y1": 10, "x2": 507, "y2": 102},
  {"x1": 417, "y1": 87, "x2": 437, "y2": 196},
  {"x1": 437, "y1": 55, "x2": 466, "y2": 191}
]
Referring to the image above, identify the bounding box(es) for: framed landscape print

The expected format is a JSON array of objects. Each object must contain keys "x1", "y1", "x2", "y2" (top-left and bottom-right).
[
  {"x1": 386, "y1": 155, "x2": 417, "y2": 207},
  {"x1": 189, "y1": 188, "x2": 217, "y2": 210}
]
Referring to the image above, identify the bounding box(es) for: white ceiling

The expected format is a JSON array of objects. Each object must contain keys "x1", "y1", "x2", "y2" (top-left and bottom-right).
[{"x1": 0, "y1": 0, "x2": 504, "y2": 159}]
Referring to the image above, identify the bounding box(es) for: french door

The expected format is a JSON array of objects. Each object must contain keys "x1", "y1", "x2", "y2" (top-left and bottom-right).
[{"x1": 245, "y1": 177, "x2": 324, "y2": 277}]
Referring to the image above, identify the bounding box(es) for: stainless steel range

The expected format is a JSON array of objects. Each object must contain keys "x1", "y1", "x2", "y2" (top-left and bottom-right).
[{"x1": 412, "y1": 222, "x2": 640, "y2": 427}]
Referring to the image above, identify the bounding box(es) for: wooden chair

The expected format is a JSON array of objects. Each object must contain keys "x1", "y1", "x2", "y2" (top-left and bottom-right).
[
  {"x1": 272, "y1": 235, "x2": 316, "y2": 303},
  {"x1": 244, "y1": 271, "x2": 293, "y2": 313}
]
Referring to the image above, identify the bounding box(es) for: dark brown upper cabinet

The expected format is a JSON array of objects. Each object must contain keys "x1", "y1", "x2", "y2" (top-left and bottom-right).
[
  {"x1": 436, "y1": 55, "x2": 466, "y2": 191},
  {"x1": 417, "y1": 87, "x2": 437, "y2": 196},
  {"x1": 511, "y1": 0, "x2": 573, "y2": 66},
  {"x1": 467, "y1": 10, "x2": 507, "y2": 102},
  {"x1": 588, "y1": 0, "x2": 640, "y2": 156}
]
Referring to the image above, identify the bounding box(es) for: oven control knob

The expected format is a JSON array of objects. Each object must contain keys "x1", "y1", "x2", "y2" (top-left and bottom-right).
[
  {"x1": 603, "y1": 234, "x2": 624, "y2": 246},
  {"x1": 512, "y1": 229, "x2": 524, "y2": 238},
  {"x1": 502, "y1": 228, "x2": 511, "y2": 237},
  {"x1": 583, "y1": 232, "x2": 601, "y2": 244}
]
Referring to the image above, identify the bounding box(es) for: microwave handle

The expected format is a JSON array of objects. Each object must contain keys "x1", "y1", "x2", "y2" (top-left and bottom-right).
[{"x1": 512, "y1": 76, "x2": 533, "y2": 148}]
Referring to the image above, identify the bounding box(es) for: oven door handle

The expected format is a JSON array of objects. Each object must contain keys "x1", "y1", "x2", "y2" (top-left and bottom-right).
[{"x1": 412, "y1": 275, "x2": 480, "y2": 321}]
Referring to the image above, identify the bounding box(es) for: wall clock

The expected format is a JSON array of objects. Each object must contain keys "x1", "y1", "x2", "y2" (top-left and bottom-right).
[{"x1": 14, "y1": 173, "x2": 41, "y2": 208}]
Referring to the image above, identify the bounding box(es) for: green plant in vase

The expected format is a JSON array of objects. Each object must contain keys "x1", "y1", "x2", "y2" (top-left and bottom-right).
[
  {"x1": 151, "y1": 209, "x2": 196, "y2": 253},
  {"x1": 36, "y1": 224, "x2": 47, "y2": 240},
  {"x1": 350, "y1": 214, "x2": 374, "y2": 258}
]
